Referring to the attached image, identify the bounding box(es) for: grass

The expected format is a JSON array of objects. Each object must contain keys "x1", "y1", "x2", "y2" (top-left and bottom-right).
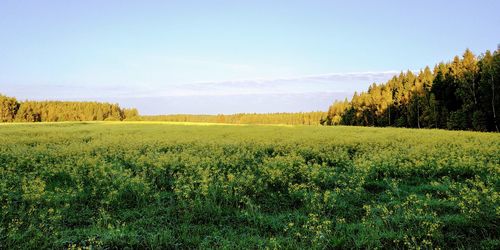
[{"x1": 0, "y1": 122, "x2": 499, "y2": 249}]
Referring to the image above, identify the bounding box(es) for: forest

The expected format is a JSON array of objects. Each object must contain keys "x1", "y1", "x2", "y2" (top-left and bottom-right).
[
  {"x1": 0, "y1": 96, "x2": 139, "y2": 122},
  {"x1": 324, "y1": 48, "x2": 500, "y2": 132}
]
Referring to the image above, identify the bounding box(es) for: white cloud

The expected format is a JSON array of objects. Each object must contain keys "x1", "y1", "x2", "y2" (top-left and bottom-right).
[
  {"x1": 2, "y1": 70, "x2": 401, "y2": 98},
  {"x1": 0, "y1": 71, "x2": 402, "y2": 114},
  {"x1": 194, "y1": 71, "x2": 401, "y2": 85},
  {"x1": 129, "y1": 71, "x2": 401, "y2": 97}
]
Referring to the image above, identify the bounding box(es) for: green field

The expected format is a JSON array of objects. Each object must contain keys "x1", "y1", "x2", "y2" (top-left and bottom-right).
[{"x1": 1, "y1": 122, "x2": 499, "y2": 249}]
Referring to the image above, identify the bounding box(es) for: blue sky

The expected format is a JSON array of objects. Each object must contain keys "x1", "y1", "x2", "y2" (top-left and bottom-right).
[{"x1": 1, "y1": 0, "x2": 499, "y2": 114}]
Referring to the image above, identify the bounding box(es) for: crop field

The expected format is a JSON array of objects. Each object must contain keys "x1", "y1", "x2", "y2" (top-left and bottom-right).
[{"x1": 0, "y1": 122, "x2": 499, "y2": 249}]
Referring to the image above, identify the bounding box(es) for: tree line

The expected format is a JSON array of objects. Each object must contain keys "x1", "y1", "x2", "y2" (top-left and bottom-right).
[
  {"x1": 0, "y1": 94, "x2": 325, "y2": 125},
  {"x1": 0, "y1": 95, "x2": 139, "y2": 122},
  {"x1": 323, "y1": 48, "x2": 500, "y2": 132},
  {"x1": 142, "y1": 112, "x2": 327, "y2": 125}
]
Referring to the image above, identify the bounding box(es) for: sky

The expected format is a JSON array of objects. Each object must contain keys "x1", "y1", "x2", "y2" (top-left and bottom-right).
[{"x1": 1, "y1": 0, "x2": 499, "y2": 114}]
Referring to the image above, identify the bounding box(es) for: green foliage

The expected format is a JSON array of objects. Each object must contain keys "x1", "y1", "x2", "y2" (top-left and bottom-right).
[
  {"x1": 123, "y1": 108, "x2": 140, "y2": 121},
  {"x1": 0, "y1": 95, "x2": 135, "y2": 122},
  {"x1": 0, "y1": 122, "x2": 498, "y2": 249},
  {"x1": 447, "y1": 109, "x2": 468, "y2": 130},
  {"x1": 0, "y1": 94, "x2": 19, "y2": 122},
  {"x1": 472, "y1": 110, "x2": 488, "y2": 131},
  {"x1": 327, "y1": 48, "x2": 500, "y2": 132}
]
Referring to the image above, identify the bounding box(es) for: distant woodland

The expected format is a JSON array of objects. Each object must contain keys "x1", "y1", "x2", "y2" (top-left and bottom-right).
[
  {"x1": 324, "y1": 48, "x2": 500, "y2": 132},
  {"x1": 142, "y1": 112, "x2": 327, "y2": 125},
  {"x1": 0, "y1": 97, "x2": 139, "y2": 122},
  {"x1": 0, "y1": 95, "x2": 326, "y2": 125}
]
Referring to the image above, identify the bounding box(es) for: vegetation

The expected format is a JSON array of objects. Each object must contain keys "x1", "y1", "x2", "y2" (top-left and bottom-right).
[
  {"x1": 0, "y1": 94, "x2": 324, "y2": 125},
  {"x1": 142, "y1": 112, "x2": 327, "y2": 125},
  {"x1": 0, "y1": 95, "x2": 139, "y2": 122},
  {"x1": 1, "y1": 122, "x2": 498, "y2": 249},
  {"x1": 325, "y1": 48, "x2": 500, "y2": 132}
]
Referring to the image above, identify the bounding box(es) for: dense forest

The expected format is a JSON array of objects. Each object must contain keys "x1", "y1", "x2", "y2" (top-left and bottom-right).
[
  {"x1": 0, "y1": 95, "x2": 139, "y2": 122},
  {"x1": 324, "y1": 48, "x2": 500, "y2": 131},
  {"x1": 142, "y1": 112, "x2": 327, "y2": 125}
]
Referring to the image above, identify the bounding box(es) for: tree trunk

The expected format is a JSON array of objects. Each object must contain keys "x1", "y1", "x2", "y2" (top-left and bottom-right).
[
  {"x1": 492, "y1": 70, "x2": 499, "y2": 132},
  {"x1": 388, "y1": 105, "x2": 391, "y2": 126},
  {"x1": 472, "y1": 77, "x2": 478, "y2": 106},
  {"x1": 417, "y1": 97, "x2": 421, "y2": 129},
  {"x1": 434, "y1": 101, "x2": 438, "y2": 128}
]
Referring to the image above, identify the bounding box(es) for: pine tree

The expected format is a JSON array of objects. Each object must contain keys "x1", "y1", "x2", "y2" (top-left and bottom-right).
[{"x1": 0, "y1": 94, "x2": 20, "y2": 122}]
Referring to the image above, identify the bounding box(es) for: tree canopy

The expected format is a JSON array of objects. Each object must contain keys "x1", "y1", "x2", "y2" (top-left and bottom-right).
[
  {"x1": 325, "y1": 48, "x2": 500, "y2": 132},
  {"x1": 0, "y1": 96, "x2": 139, "y2": 122}
]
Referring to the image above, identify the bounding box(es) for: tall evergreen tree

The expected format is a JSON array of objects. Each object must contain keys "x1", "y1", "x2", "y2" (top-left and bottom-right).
[{"x1": 0, "y1": 94, "x2": 19, "y2": 122}]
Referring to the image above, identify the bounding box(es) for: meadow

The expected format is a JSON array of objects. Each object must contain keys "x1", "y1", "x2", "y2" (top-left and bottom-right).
[{"x1": 0, "y1": 122, "x2": 499, "y2": 249}]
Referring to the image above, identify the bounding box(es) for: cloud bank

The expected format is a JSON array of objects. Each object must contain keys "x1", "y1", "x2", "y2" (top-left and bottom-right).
[{"x1": 1, "y1": 71, "x2": 400, "y2": 114}]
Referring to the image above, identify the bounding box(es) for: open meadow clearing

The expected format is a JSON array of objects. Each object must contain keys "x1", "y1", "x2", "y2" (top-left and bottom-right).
[{"x1": 1, "y1": 122, "x2": 499, "y2": 249}]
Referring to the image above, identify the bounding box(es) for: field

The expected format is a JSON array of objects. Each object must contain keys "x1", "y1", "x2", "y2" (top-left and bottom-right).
[{"x1": 1, "y1": 122, "x2": 499, "y2": 249}]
